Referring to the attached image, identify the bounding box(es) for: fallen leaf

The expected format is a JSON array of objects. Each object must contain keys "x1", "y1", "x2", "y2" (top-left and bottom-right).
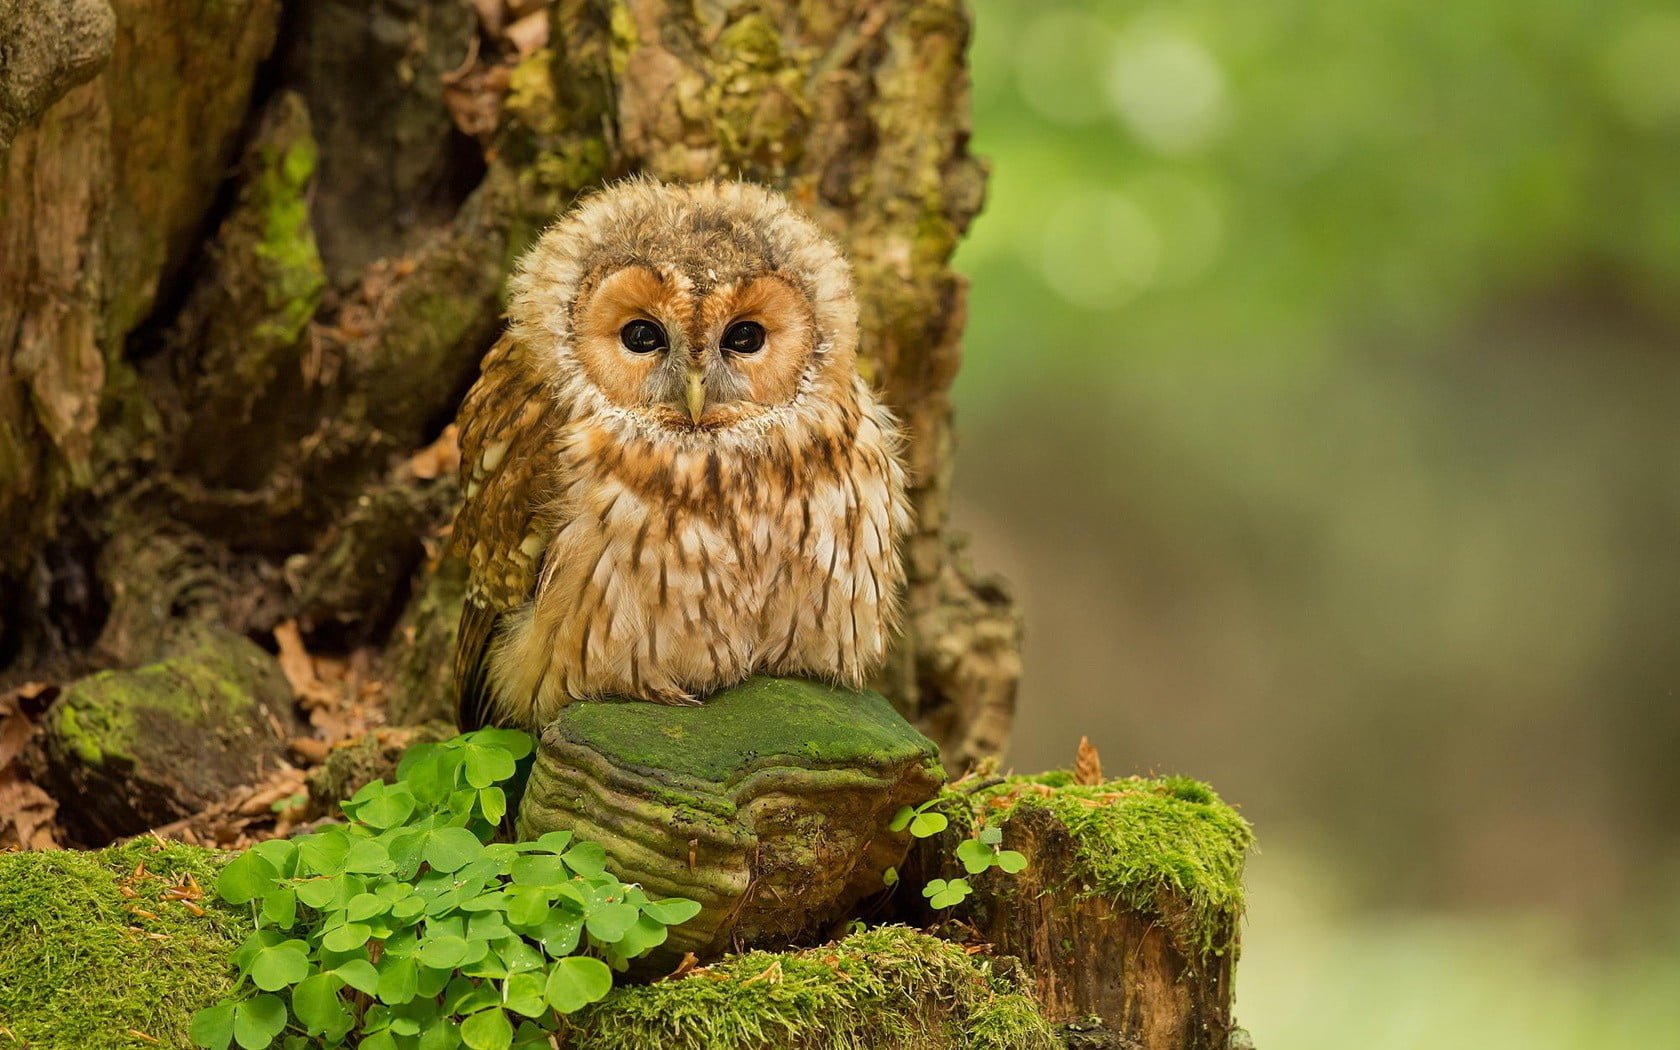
[
  {"x1": 504, "y1": 9, "x2": 548, "y2": 56},
  {"x1": 1074, "y1": 735, "x2": 1103, "y2": 786},
  {"x1": 408, "y1": 423, "x2": 462, "y2": 481}
]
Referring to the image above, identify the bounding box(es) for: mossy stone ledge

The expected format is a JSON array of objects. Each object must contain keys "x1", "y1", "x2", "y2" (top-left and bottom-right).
[{"x1": 517, "y1": 676, "x2": 946, "y2": 961}]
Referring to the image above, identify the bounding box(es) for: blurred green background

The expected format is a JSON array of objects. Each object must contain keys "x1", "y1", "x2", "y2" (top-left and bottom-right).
[{"x1": 950, "y1": 1, "x2": 1680, "y2": 1045}]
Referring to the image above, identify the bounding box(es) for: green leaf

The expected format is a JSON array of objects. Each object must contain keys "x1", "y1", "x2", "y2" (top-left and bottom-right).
[
  {"x1": 544, "y1": 956, "x2": 613, "y2": 1013},
  {"x1": 888, "y1": 805, "x2": 915, "y2": 833},
  {"x1": 377, "y1": 956, "x2": 420, "y2": 1005},
  {"x1": 461, "y1": 1007, "x2": 513, "y2": 1050},
  {"x1": 584, "y1": 902, "x2": 638, "y2": 943},
  {"x1": 561, "y1": 842, "x2": 606, "y2": 877},
  {"x1": 189, "y1": 1001, "x2": 235, "y2": 1050},
  {"x1": 463, "y1": 745, "x2": 516, "y2": 789},
  {"x1": 250, "y1": 838, "x2": 299, "y2": 876},
  {"x1": 347, "y1": 892, "x2": 392, "y2": 922},
  {"x1": 979, "y1": 825, "x2": 1004, "y2": 846},
  {"x1": 504, "y1": 886, "x2": 551, "y2": 927},
  {"x1": 291, "y1": 972, "x2": 348, "y2": 1035},
  {"x1": 232, "y1": 994, "x2": 287, "y2": 1050},
  {"x1": 248, "y1": 941, "x2": 310, "y2": 991},
  {"x1": 531, "y1": 831, "x2": 572, "y2": 853},
  {"x1": 478, "y1": 786, "x2": 507, "y2": 825},
  {"x1": 297, "y1": 829, "x2": 351, "y2": 876},
  {"x1": 534, "y1": 912, "x2": 583, "y2": 957},
  {"x1": 444, "y1": 977, "x2": 499, "y2": 1015},
  {"x1": 321, "y1": 922, "x2": 373, "y2": 953},
  {"x1": 508, "y1": 856, "x2": 568, "y2": 888},
  {"x1": 418, "y1": 1018, "x2": 462, "y2": 1050},
  {"x1": 217, "y1": 851, "x2": 279, "y2": 905},
  {"x1": 909, "y1": 811, "x2": 948, "y2": 838},
  {"x1": 503, "y1": 971, "x2": 548, "y2": 1017},
  {"x1": 496, "y1": 937, "x2": 545, "y2": 974},
  {"x1": 334, "y1": 958, "x2": 381, "y2": 996},
  {"x1": 260, "y1": 887, "x2": 298, "y2": 929},
  {"x1": 345, "y1": 838, "x2": 394, "y2": 875},
  {"x1": 361, "y1": 1033, "x2": 398, "y2": 1050},
  {"x1": 882, "y1": 866, "x2": 899, "y2": 887},
  {"x1": 468, "y1": 728, "x2": 534, "y2": 761},
  {"x1": 417, "y1": 934, "x2": 471, "y2": 969},
  {"x1": 638, "y1": 896, "x2": 702, "y2": 926},
  {"x1": 925, "y1": 877, "x2": 973, "y2": 909},
  {"x1": 956, "y1": 838, "x2": 995, "y2": 874},
  {"x1": 995, "y1": 849, "x2": 1028, "y2": 874},
  {"x1": 614, "y1": 913, "x2": 669, "y2": 959},
  {"x1": 424, "y1": 827, "x2": 484, "y2": 873},
  {"x1": 355, "y1": 783, "x2": 418, "y2": 829}
]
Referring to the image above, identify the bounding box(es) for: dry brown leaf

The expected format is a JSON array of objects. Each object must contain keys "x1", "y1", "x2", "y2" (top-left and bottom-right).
[
  {"x1": 0, "y1": 780, "x2": 60, "y2": 850},
  {"x1": 1074, "y1": 736, "x2": 1103, "y2": 786},
  {"x1": 409, "y1": 423, "x2": 462, "y2": 481},
  {"x1": 504, "y1": 10, "x2": 549, "y2": 56},
  {"x1": 660, "y1": 952, "x2": 700, "y2": 982},
  {"x1": 274, "y1": 620, "x2": 332, "y2": 706}
]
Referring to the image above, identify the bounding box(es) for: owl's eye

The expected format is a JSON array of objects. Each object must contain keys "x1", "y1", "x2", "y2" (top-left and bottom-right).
[
  {"x1": 620, "y1": 320, "x2": 667, "y2": 354},
  {"x1": 721, "y1": 321, "x2": 766, "y2": 355}
]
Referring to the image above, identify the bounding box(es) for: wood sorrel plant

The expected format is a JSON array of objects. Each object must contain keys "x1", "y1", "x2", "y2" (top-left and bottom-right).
[{"x1": 189, "y1": 728, "x2": 700, "y2": 1050}]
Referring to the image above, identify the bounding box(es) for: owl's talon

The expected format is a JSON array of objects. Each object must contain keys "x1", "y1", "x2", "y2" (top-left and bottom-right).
[{"x1": 649, "y1": 688, "x2": 701, "y2": 707}]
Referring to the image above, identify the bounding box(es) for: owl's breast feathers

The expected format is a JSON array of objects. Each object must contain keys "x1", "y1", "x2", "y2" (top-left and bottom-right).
[{"x1": 452, "y1": 336, "x2": 910, "y2": 730}]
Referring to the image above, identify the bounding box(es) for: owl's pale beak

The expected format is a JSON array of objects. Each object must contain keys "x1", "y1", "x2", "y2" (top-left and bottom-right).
[{"x1": 684, "y1": 368, "x2": 706, "y2": 424}]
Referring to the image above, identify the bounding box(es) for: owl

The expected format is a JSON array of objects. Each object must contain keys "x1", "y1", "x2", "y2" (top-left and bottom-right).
[{"x1": 450, "y1": 179, "x2": 911, "y2": 730}]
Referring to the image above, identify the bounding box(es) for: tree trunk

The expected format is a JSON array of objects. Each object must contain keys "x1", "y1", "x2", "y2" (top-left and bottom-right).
[{"x1": 0, "y1": 0, "x2": 1019, "y2": 769}]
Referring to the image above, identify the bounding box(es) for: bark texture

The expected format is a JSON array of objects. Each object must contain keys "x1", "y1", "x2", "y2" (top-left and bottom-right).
[{"x1": 0, "y1": 0, "x2": 1018, "y2": 771}]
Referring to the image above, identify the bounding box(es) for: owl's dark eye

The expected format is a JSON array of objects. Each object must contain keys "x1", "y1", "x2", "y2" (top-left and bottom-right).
[
  {"x1": 721, "y1": 321, "x2": 766, "y2": 354},
  {"x1": 620, "y1": 320, "x2": 667, "y2": 354}
]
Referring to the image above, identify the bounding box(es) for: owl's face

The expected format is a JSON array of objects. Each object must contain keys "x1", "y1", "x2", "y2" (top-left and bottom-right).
[{"x1": 508, "y1": 180, "x2": 859, "y2": 437}]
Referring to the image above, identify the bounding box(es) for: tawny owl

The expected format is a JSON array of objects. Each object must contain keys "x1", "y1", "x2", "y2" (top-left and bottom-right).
[{"x1": 451, "y1": 179, "x2": 911, "y2": 730}]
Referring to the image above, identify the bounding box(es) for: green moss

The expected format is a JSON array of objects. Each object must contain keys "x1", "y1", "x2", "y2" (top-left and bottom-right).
[
  {"x1": 567, "y1": 926, "x2": 1057, "y2": 1050},
  {"x1": 0, "y1": 841, "x2": 244, "y2": 1050},
  {"x1": 556, "y1": 677, "x2": 939, "y2": 785},
  {"x1": 954, "y1": 773, "x2": 1253, "y2": 958},
  {"x1": 46, "y1": 628, "x2": 274, "y2": 772},
  {"x1": 247, "y1": 124, "x2": 325, "y2": 348}
]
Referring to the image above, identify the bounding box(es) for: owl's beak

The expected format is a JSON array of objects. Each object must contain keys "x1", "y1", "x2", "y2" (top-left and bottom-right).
[{"x1": 684, "y1": 367, "x2": 707, "y2": 425}]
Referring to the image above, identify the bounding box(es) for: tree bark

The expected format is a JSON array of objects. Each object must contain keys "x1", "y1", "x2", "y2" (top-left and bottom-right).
[{"x1": 0, "y1": 0, "x2": 1019, "y2": 767}]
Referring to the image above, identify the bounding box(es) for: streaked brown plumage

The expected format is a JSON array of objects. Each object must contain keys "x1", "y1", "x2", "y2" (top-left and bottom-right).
[{"x1": 452, "y1": 179, "x2": 910, "y2": 730}]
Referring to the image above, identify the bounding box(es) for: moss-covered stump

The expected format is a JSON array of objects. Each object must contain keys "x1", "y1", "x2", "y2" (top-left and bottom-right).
[
  {"x1": 0, "y1": 840, "x2": 245, "y2": 1050},
  {"x1": 36, "y1": 625, "x2": 300, "y2": 842},
  {"x1": 566, "y1": 926, "x2": 1057, "y2": 1050},
  {"x1": 518, "y1": 677, "x2": 946, "y2": 961},
  {"x1": 907, "y1": 774, "x2": 1254, "y2": 1050}
]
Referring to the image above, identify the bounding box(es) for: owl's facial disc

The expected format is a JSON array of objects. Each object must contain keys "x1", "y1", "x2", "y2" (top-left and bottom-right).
[{"x1": 572, "y1": 265, "x2": 817, "y2": 433}]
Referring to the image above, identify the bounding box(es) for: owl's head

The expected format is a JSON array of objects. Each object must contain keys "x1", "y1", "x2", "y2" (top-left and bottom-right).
[{"x1": 507, "y1": 179, "x2": 859, "y2": 437}]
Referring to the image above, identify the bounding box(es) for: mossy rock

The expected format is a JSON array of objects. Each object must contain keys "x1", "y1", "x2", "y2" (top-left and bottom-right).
[
  {"x1": 0, "y1": 840, "x2": 245, "y2": 1050},
  {"x1": 518, "y1": 677, "x2": 946, "y2": 961},
  {"x1": 37, "y1": 624, "x2": 299, "y2": 842},
  {"x1": 0, "y1": 843, "x2": 1055, "y2": 1050}
]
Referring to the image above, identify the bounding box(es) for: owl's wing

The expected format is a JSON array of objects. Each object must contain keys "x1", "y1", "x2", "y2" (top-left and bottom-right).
[{"x1": 451, "y1": 332, "x2": 568, "y2": 730}]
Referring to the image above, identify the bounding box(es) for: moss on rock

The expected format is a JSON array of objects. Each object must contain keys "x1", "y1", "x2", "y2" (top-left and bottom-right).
[
  {"x1": 38, "y1": 624, "x2": 298, "y2": 841},
  {"x1": 0, "y1": 840, "x2": 244, "y2": 1050},
  {"x1": 567, "y1": 925, "x2": 1057, "y2": 1050}
]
